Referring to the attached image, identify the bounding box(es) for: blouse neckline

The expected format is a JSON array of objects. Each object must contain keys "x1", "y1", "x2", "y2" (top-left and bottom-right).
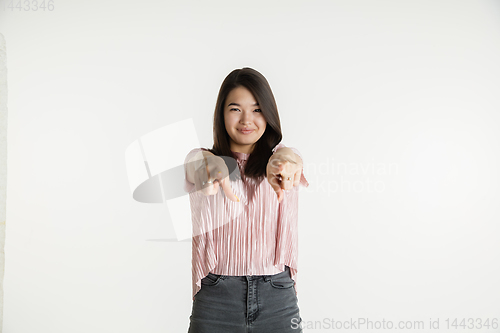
[{"x1": 231, "y1": 150, "x2": 250, "y2": 161}]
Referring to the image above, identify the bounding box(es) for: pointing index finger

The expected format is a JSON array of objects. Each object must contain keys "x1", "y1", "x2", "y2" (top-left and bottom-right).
[{"x1": 204, "y1": 155, "x2": 211, "y2": 181}]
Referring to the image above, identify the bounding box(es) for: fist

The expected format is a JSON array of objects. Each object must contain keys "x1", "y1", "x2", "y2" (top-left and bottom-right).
[
  {"x1": 266, "y1": 148, "x2": 303, "y2": 203},
  {"x1": 192, "y1": 151, "x2": 239, "y2": 202}
]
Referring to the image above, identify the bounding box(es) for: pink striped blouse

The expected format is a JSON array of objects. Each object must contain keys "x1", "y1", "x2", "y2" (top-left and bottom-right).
[{"x1": 183, "y1": 143, "x2": 309, "y2": 299}]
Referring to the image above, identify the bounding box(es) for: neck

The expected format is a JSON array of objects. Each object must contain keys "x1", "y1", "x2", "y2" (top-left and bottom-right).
[{"x1": 230, "y1": 143, "x2": 254, "y2": 154}]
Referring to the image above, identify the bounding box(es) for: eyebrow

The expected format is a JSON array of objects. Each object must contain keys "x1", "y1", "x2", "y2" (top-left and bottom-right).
[{"x1": 227, "y1": 102, "x2": 259, "y2": 107}]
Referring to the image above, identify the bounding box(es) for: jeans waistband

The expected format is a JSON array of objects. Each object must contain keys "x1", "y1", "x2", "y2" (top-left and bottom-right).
[{"x1": 209, "y1": 265, "x2": 290, "y2": 281}]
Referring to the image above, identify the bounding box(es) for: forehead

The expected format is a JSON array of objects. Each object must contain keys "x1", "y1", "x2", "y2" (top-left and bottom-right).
[{"x1": 226, "y1": 86, "x2": 257, "y2": 105}]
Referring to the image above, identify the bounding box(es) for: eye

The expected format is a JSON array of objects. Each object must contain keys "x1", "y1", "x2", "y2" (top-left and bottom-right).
[{"x1": 229, "y1": 108, "x2": 261, "y2": 112}]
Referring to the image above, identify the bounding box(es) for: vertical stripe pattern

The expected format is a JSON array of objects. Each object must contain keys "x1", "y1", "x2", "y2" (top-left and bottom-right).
[{"x1": 184, "y1": 143, "x2": 309, "y2": 299}]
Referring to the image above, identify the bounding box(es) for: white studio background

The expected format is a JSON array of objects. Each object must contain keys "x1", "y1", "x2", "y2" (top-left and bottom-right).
[{"x1": 1, "y1": 1, "x2": 500, "y2": 332}]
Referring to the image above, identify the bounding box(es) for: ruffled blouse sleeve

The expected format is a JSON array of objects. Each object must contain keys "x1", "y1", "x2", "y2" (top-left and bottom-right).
[
  {"x1": 183, "y1": 148, "x2": 245, "y2": 299},
  {"x1": 271, "y1": 143, "x2": 308, "y2": 296}
]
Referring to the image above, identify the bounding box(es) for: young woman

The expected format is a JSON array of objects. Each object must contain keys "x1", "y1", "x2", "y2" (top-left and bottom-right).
[{"x1": 184, "y1": 67, "x2": 309, "y2": 333}]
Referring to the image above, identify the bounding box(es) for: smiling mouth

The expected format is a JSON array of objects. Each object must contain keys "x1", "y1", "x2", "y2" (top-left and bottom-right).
[{"x1": 238, "y1": 129, "x2": 254, "y2": 134}]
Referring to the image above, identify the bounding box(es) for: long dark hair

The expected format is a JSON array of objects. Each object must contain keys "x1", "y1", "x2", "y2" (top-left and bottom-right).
[{"x1": 207, "y1": 67, "x2": 282, "y2": 181}]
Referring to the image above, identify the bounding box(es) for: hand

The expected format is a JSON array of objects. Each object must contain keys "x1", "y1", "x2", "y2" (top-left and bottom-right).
[
  {"x1": 192, "y1": 151, "x2": 240, "y2": 202},
  {"x1": 266, "y1": 148, "x2": 303, "y2": 203}
]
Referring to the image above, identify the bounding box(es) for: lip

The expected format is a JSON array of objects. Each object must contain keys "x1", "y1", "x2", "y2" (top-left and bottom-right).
[{"x1": 238, "y1": 128, "x2": 254, "y2": 134}]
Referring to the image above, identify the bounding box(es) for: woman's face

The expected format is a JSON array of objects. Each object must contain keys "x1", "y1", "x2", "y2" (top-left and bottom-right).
[{"x1": 224, "y1": 86, "x2": 267, "y2": 154}]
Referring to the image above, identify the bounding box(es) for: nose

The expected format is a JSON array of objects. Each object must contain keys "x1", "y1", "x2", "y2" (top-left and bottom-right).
[{"x1": 240, "y1": 110, "x2": 252, "y2": 124}]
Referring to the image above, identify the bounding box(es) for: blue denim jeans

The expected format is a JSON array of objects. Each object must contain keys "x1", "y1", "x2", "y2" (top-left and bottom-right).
[{"x1": 188, "y1": 265, "x2": 303, "y2": 333}]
